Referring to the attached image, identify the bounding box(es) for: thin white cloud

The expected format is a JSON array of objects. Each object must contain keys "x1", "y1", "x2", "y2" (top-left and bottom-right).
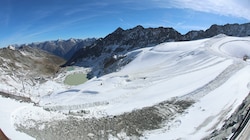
[
  {"x1": 115, "y1": 0, "x2": 250, "y2": 20},
  {"x1": 177, "y1": 24, "x2": 208, "y2": 32},
  {"x1": 64, "y1": 1, "x2": 109, "y2": 16},
  {"x1": 0, "y1": 26, "x2": 53, "y2": 47},
  {"x1": 149, "y1": 0, "x2": 250, "y2": 20},
  {"x1": 160, "y1": 20, "x2": 207, "y2": 33},
  {"x1": 119, "y1": 18, "x2": 124, "y2": 22},
  {"x1": 64, "y1": 8, "x2": 86, "y2": 16}
]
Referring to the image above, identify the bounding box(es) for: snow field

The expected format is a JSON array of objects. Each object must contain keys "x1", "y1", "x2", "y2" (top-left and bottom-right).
[
  {"x1": 145, "y1": 66, "x2": 250, "y2": 139},
  {"x1": 40, "y1": 36, "x2": 241, "y2": 117},
  {"x1": 0, "y1": 97, "x2": 34, "y2": 140}
]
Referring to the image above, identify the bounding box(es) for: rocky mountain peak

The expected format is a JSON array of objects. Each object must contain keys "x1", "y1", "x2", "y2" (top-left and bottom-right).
[
  {"x1": 132, "y1": 25, "x2": 144, "y2": 30},
  {"x1": 113, "y1": 27, "x2": 124, "y2": 34},
  {"x1": 104, "y1": 25, "x2": 182, "y2": 48},
  {"x1": 7, "y1": 45, "x2": 16, "y2": 50}
]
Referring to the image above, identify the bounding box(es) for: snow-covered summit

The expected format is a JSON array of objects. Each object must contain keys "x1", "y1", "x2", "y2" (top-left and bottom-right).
[{"x1": 7, "y1": 45, "x2": 15, "y2": 50}]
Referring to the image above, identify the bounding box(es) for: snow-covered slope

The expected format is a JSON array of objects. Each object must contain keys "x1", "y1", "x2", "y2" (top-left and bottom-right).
[
  {"x1": 2, "y1": 35, "x2": 250, "y2": 139},
  {"x1": 0, "y1": 97, "x2": 34, "y2": 140}
]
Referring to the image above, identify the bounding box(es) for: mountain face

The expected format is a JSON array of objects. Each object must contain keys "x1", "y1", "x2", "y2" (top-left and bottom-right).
[
  {"x1": 0, "y1": 45, "x2": 65, "y2": 77},
  {"x1": 183, "y1": 23, "x2": 250, "y2": 40},
  {"x1": 0, "y1": 47, "x2": 65, "y2": 81},
  {"x1": 63, "y1": 25, "x2": 183, "y2": 77},
  {"x1": 63, "y1": 23, "x2": 250, "y2": 78},
  {"x1": 19, "y1": 38, "x2": 96, "y2": 60},
  {"x1": 65, "y1": 25, "x2": 182, "y2": 63},
  {"x1": 0, "y1": 46, "x2": 65, "y2": 95}
]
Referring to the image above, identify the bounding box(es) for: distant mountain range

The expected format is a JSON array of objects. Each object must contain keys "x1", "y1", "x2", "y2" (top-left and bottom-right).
[
  {"x1": 183, "y1": 23, "x2": 250, "y2": 40},
  {"x1": 18, "y1": 38, "x2": 96, "y2": 60},
  {"x1": 12, "y1": 22, "x2": 250, "y2": 78}
]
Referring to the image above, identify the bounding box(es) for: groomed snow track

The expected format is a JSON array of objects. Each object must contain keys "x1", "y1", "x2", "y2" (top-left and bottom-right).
[{"x1": 181, "y1": 60, "x2": 245, "y2": 100}]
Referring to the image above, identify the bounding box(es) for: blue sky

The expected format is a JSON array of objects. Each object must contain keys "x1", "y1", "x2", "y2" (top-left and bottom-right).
[{"x1": 0, "y1": 0, "x2": 249, "y2": 47}]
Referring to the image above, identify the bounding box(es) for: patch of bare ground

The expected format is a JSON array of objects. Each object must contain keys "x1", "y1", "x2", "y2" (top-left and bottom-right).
[
  {"x1": 15, "y1": 99, "x2": 194, "y2": 140},
  {"x1": 0, "y1": 91, "x2": 32, "y2": 103}
]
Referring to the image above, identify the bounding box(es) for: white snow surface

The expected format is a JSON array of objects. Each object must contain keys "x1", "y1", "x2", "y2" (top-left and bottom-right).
[
  {"x1": 0, "y1": 97, "x2": 34, "y2": 140},
  {"x1": 1, "y1": 35, "x2": 250, "y2": 139}
]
